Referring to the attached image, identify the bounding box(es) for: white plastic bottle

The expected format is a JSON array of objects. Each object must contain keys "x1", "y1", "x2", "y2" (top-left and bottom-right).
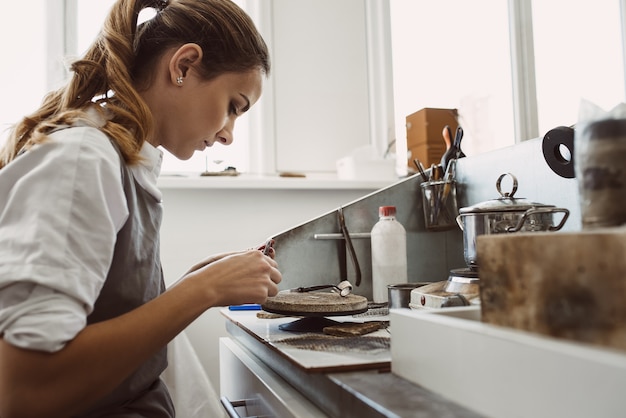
[{"x1": 371, "y1": 206, "x2": 408, "y2": 303}]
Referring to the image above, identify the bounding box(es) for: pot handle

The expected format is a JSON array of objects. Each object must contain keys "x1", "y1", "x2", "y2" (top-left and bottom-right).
[
  {"x1": 506, "y1": 207, "x2": 570, "y2": 233},
  {"x1": 548, "y1": 208, "x2": 570, "y2": 231},
  {"x1": 455, "y1": 214, "x2": 465, "y2": 231}
]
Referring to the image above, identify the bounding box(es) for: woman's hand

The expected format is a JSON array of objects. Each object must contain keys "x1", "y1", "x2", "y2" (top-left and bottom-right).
[
  {"x1": 183, "y1": 251, "x2": 238, "y2": 275},
  {"x1": 177, "y1": 240, "x2": 281, "y2": 307},
  {"x1": 183, "y1": 239, "x2": 275, "y2": 275},
  {"x1": 190, "y1": 249, "x2": 281, "y2": 307}
]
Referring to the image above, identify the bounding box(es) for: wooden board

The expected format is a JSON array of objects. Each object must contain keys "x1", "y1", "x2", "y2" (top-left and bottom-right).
[
  {"x1": 477, "y1": 228, "x2": 626, "y2": 351},
  {"x1": 262, "y1": 291, "x2": 368, "y2": 316},
  {"x1": 323, "y1": 321, "x2": 388, "y2": 337}
]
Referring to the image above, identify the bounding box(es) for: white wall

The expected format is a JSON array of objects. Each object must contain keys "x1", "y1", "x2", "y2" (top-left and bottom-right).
[{"x1": 158, "y1": 183, "x2": 384, "y2": 390}]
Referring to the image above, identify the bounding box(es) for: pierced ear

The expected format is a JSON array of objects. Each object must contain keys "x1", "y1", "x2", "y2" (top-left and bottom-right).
[{"x1": 168, "y1": 43, "x2": 203, "y2": 86}]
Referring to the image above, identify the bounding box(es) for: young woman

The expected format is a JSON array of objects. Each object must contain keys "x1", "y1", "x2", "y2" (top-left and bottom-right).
[{"x1": 0, "y1": 0, "x2": 281, "y2": 416}]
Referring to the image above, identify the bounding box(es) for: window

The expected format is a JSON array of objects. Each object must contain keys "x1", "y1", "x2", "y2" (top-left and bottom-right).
[
  {"x1": 532, "y1": 0, "x2": 624, "y2": 133},
  {"x1": 0, "y1": 2, "x2": 47, "y2": 147},
  {"x1": 388, "y1": 0, "x2": 513, "y2": 158},
  {"x1": 388, "y1": 0, "x2": 625, "y2": 160}
]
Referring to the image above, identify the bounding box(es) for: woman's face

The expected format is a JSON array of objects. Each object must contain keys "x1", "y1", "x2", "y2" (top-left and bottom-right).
[{"x1": 150, "y1": 68, "x2": 263, "y2": 160}]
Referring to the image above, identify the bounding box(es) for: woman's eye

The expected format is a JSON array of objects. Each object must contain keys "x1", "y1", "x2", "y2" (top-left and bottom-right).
[{"x1": 229, "y1": 103, "x2": 239, "y2": 116}]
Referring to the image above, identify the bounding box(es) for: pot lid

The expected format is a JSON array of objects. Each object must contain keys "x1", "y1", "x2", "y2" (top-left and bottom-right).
[{"x1": 459, "y1": 173, "x2": 555, "y2": 214}]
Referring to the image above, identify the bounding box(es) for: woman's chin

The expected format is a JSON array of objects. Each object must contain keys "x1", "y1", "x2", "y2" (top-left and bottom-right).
[{"x1": 175, "y1": 150, "x2": 196, "y2": 161}]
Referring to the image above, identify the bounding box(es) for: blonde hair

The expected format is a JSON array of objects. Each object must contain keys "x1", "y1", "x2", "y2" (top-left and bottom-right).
[{"x1": 0, "y1": 0, "x2": 270, "y2": 169}]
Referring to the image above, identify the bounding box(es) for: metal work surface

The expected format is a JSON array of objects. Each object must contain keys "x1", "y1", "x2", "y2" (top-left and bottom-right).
[
  {"x1": 271, "y1": 175, "x2": 465, "y2": 300},
  {"x1": 224, "y1": 318, "x2": 483, "y2": 418},
  {"x1": 271, "y1": 136, "x2": 580, "y2": 300}
]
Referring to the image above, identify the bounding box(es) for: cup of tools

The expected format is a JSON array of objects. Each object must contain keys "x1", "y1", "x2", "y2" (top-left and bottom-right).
[
  {"x1": 421, "y1": 179, "x2": 458, "y2": 231},
  {"x1": 420, "y1": 160, "x2": 458, "y2": 231}
]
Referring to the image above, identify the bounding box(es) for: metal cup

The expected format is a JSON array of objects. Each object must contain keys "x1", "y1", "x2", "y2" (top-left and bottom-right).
[
  {"x1": 387, "y1": 283, "x2": 431, "y2": 309},
  {"x1": 420, "y1": 180, "x2": 458, "y2": 231}
]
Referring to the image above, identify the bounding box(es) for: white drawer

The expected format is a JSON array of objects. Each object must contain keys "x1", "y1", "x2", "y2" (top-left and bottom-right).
[{"x1": 219, "y1": 338, "x2": 327, "y2": 418}]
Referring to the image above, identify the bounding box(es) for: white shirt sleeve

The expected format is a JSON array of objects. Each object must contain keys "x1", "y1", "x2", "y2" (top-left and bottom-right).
[{"x1": 0, "y1": 127, "x2": 129, "y2": 352}]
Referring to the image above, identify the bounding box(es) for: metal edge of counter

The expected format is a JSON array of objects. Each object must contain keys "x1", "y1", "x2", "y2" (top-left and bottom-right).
[
  {"x1": 224, "y1": 317, "x2": 396, "y2": 418},
  {"x1": 222, "y1": 316, "x2": 484, "y2": 418}
]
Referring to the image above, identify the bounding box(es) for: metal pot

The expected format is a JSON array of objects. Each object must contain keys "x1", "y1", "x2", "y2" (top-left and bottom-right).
[{"x1": 456, "y1": 173, "x2": 569, "y2": 269}]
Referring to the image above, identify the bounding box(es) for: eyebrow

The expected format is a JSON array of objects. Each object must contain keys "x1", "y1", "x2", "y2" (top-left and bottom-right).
[{"x1": 239, "y1": 94, "x2": 251, "y2": 113}]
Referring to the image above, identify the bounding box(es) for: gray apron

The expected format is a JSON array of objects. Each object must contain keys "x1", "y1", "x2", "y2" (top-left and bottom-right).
[{"x1": 76, "y1": 141, "x2": 175, "y2": 417}]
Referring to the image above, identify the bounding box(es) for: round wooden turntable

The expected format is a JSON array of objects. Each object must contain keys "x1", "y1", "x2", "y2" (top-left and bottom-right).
[{"x1": 261, "y1": 291, "x2": 369, "y2": 332}]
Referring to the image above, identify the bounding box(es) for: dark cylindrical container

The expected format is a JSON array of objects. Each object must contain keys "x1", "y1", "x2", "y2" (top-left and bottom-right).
[{"x1": 575, "y1": 118, "x2": 626, "y2": 229}]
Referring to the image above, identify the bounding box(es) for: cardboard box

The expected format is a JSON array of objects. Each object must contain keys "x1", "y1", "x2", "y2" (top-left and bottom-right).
[
  {"x1": 408, "y1": 143, "x2": 447, "y2": 171},
  {"x1": 406, "y1": 107, "x2": 458, "y2": 167}
]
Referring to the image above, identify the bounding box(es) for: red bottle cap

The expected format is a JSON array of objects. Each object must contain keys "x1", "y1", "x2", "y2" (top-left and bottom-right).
[{"x1": 379, "y1": 206, "x2": 396, "y2": 217}]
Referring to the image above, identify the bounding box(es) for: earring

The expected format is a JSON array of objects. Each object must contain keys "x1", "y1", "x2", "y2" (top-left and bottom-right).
[{"x1": 176, "y1": 76, "x2": 183, "y2": 85}]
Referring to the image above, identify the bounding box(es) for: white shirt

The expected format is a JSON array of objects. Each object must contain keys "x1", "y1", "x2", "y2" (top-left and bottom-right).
[{"x1": 0, "y1": 124, "x2": 162, "y2": 352}]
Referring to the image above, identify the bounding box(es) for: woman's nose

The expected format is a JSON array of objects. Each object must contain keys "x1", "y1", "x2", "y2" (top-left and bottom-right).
[
  {"x1": 219, "y1": 119, "x2": 236, "y2": 145},
  {"x1": 215, "y1": 135, "x2": 230, "y2": 145}
]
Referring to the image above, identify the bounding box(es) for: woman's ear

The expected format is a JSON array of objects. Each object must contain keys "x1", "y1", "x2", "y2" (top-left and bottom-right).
[{"x1": 168, "y1": 43, "x2": 203, "y2": 86}]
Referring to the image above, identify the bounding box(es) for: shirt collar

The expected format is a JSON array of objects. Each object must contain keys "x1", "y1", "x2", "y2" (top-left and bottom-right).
[
  {"x1": 138, "y1": 140, "x2": 163, "y2": 178},
  {"x1": 128, "y1": 141, "x2": 163, "y2": 202}
]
